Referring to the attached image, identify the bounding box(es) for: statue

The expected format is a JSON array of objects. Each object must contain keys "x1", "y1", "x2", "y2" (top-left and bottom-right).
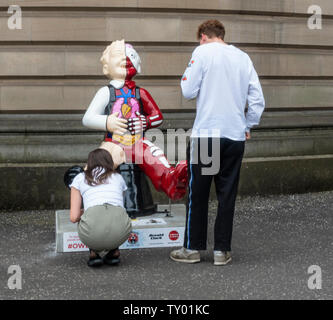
[{"x1": 81, "y1": 40, "x2": 188, "y2": 200}]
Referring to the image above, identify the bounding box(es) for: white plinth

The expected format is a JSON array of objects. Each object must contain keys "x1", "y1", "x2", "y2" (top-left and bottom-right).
[{"x1": 55, "y1": 204, "x2": 186, "y2": 253}]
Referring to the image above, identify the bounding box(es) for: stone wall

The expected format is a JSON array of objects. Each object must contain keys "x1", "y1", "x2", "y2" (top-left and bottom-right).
[{"x1": 0, "y1": 1, "x2": 332, "y2": 209}]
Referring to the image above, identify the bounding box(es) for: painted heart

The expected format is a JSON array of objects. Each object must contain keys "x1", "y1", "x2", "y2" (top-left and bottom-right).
[{"x1": 121, "y1": 104, "x2": 132, "y2": 119}]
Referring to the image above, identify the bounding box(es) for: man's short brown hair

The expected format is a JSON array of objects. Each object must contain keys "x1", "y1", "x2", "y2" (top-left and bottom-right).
[{"x1": 197, "y1": 19, "x2": 226, "y2": 40}]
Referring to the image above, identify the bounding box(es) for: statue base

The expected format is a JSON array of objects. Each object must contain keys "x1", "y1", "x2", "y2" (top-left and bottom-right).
[{"x1": 55, "y1": 204, "x2": 186, "y2": 253}]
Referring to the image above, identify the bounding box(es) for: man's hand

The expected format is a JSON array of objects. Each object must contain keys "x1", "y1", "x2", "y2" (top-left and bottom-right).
[
  {"x1": 245, "y1": 132, "x2": 251, "y2": 140},
  {"x1": 106, "y1": 112, "x2": 128, "y2": 135},
  {"x1": 127, "y1": 112, "x2": 147, "y2": 135}
]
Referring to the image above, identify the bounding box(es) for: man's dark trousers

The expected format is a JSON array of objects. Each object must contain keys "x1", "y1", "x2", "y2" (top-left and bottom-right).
[{"x1": 184, "y1": 137, "x2": 245, "y2": 252}]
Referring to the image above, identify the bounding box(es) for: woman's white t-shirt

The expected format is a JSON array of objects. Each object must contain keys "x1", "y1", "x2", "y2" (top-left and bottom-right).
[{"x1": 70, "y1": 171, "x2": 127, "y2": 211}]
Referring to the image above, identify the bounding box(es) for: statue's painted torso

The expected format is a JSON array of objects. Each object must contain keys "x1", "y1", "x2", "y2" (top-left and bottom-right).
[{"x1": 105, "y1": 86, "x2": 142, "y2": 146}]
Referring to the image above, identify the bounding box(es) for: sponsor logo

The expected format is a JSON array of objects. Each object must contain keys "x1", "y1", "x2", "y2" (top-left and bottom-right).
[
  {"x1": 169, "y1": 230, "x2": 179, "y2": 241},
  {"x1": 128, "y1": 232, "x2": 139, "y2": 244},
  {"x1": 149, "y1": 233, "x2": 164, "y2": 240}
]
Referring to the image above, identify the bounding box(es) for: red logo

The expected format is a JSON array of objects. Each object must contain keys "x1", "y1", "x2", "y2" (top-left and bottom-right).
[
  {"x1": 169, "y1": 230, "x2": 179, "y2": 241},
  {"x1": 182, "y1": 76, "x2": 187, "y2": 81},
  {"x1": 68, "y1": 243, "x2": 87, "y2": 249},
  {"x1": 128, "y1": 232, "x2": 139, "y2": 244}
]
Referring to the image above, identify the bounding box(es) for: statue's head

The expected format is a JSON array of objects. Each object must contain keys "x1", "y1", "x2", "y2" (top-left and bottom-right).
[{"x1": 100, "y1": 39, "x2": 141, "y2": 83}]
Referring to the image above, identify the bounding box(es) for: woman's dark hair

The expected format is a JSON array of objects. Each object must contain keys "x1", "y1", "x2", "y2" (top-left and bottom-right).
[{"x1": 84, "y1": 148, "x2": 116, "y2": 186}]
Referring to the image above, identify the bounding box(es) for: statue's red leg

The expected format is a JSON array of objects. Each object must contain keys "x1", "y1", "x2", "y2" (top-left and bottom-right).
[{"x1": 127, "y1": 139, "x2": 188, "y2": 200}]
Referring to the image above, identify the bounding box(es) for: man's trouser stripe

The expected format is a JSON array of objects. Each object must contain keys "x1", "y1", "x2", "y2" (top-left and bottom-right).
[{"x1": 186, "y1": 139, "x2": 194, "y2": 249}]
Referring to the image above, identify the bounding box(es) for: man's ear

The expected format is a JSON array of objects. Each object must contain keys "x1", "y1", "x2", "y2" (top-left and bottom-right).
[{"x1": 200, "y1": 33, "x2": 208, "y2": 44}]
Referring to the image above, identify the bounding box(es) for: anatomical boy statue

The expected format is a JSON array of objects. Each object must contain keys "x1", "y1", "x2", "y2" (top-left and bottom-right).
[{"x1": 82, "y1": 40, "x2": 188, "y2": 200}]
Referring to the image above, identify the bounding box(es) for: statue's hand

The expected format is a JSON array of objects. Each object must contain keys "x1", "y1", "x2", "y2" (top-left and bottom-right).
[
  {"x1": 127, "y1": 112, "x2": 147, "y2": 135},
  {"x1": 106, "y1": 112, "x2": 128, "y2": 135}
]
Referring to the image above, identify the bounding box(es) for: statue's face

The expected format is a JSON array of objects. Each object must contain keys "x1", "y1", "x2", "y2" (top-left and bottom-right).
[
  {"x1": 100, "y1": 40, "x2": 141, "y2": 82},
  {"x1": 100, "y1": 40, "x2": 126, "y2": 81},
  {"x1": 126, "y1": 45, "x2": 141, "y2": 74},
  {"x1": 125, "y1": 57, "x2": 137, "y2": 81}
]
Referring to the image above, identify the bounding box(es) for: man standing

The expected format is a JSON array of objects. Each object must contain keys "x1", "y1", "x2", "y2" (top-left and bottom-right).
[{"x1": 170, "y1": 20, "x2": 265, "y2": 265}]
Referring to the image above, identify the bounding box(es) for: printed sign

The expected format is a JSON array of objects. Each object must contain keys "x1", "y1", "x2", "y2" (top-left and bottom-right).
[
  {"x1": 119, "y1": 227, "x2": 185, "y2": 250},
  {"x1": 62, "y1": 227, "x2": 185, "y2": 252},
  {"x1": 63, "y1": 232, "x2": 89, "y2": 252}
]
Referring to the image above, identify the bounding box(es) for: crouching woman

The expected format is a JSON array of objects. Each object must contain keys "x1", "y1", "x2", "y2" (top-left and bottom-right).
[{"x1": 69, "y1": 148, "x2": 132, "y2": 267}]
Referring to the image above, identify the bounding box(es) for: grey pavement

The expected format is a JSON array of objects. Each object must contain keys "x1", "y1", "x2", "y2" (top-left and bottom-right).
[{"x1": 0, "y1": 191, "x2": 332, "y2": 300}]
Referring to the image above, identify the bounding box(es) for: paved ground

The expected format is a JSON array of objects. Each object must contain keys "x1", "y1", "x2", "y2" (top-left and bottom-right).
[{"x1": 0, "y1": 191, "x2": 332, "y2": 300}]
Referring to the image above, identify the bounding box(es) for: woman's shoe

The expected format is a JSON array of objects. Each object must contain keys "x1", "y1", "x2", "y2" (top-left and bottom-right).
[
  {"x1": 103, "y1": 248, "x2": 120, "y2": 266},
  {"x1": 87, "y1": 250, "x2": 103, "y2": 267}
]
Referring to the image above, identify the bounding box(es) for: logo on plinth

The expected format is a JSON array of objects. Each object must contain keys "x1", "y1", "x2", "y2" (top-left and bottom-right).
[{"x1": 169, "y1": 230, "x2": 179, "y2": 241}]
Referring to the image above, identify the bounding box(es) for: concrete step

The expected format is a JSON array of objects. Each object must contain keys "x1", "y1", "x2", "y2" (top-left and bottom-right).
[
  {"x1": 55, "y1": 204, "x2": 186, "y2": 253},
  {"x1": 1, "y1": 123, "x2": 333, "y2": 163},
  {"x1": 2, "y1": 111, "x2": 333, "y2": 133},
  {"x1": 1, "y1": 153, "x2": 333, "y2": 210}
]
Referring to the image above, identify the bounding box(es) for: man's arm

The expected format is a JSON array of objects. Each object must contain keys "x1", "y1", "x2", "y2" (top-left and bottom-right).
[
  {"x1": 181, "y1": 51, "x2": 204, "y2": 100},
  {"x1": 246, "y1": 62, "x2": 265, "y2": 134}
]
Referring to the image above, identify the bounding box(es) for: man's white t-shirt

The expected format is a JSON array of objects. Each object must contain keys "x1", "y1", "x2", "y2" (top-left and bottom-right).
[
  {"x1": 70, "y1": 171, "x2": 127, "y2": 211},
  {"x1": 181, "y1": 42, "x2": 265, "y2": 141}
]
